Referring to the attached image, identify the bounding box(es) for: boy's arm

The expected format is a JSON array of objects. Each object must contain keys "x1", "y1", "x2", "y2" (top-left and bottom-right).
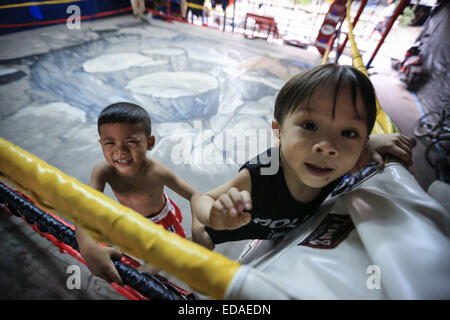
[
  {"x1": 191, "y1": 168, "x2": 253, "y2": 231},
  {"x1": 352, "y1": 133, "x2": 415, "y2": 173},
  {"x1": 157, "y1": 164, "x2": 215, "y2": 247},
  {"x1": 75, "y1": 163, "x2": 107, "y2": 252},
  {"x1": 190, "y1": 206, "x2": 215, "y2": 250},
  {"x1": 159, "y1": 165, "x2": 199, "y2": 201},
  {"x1": 75, "y1": 162, "x2": 123, "y2": 285},
  {"x1": 367, "y1": 133, "x2": 415, "y2": 167}
]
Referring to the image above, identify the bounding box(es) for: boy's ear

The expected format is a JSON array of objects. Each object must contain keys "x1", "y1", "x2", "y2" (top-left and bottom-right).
[
  {"x1": 272, "y1": 120, "x2": 281, "y2": 146},
  {"x1": 147, "y1": 135, "x2": 156, "y2": 150}
]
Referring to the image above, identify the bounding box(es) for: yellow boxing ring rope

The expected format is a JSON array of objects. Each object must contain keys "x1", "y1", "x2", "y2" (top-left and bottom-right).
[
  {"x1": 345, "y1": 0, "x2": 397, "y2": 135},
  {"x1": 0, "y1": 0, "x2": 396, "y2": 300}
]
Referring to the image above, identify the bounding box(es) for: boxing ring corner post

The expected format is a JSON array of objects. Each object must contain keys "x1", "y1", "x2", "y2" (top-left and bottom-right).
[
  {"x1": 366, "y1": 0, "x2": 411, "y2": 70},
  {"x1": 0, "y1": 137, "x2": 240, "y2": 300}
]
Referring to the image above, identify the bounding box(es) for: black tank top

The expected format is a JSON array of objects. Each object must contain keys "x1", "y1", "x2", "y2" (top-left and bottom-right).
[{"x1": 205, "y1": 148, "x2": 342, "y2": 244}]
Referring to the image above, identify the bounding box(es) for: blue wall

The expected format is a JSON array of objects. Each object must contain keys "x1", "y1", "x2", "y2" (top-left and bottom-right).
[{"x1": 0, "y1": 0, "x2": 131, "y2": 35}]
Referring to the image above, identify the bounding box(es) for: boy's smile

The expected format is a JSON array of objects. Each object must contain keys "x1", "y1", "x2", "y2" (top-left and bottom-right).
[
  {"x1": 98, "y1": 122, "x2": 154, "y2": 176},
  {"x1": 273, "y1": 84, "x2": 369, "y2": 193},
  {"x1": 304, "y1": 162, "x2": 334, "y2": 177},
  {"x1": 114, "y1": 158, "x2": 133, "y2": 167}
]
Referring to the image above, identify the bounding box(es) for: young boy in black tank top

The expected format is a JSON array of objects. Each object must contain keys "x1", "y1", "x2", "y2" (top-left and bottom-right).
[{"x1": 191, "y1": 64, "x2": 415, "y2": 247}]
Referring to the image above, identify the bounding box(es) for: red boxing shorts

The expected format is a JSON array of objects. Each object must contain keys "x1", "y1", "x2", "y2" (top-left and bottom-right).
[{"x1": 147, "y1": 193, "x2": 186, "y2": 238}]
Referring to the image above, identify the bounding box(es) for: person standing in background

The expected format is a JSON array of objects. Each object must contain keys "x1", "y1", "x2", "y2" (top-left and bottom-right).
[
  {"x1": 367, "y1": 0, "x2": 397, "y2": 40},
  {"x1": 131, "y1": 0, "x2": 146, "y2": 19}
]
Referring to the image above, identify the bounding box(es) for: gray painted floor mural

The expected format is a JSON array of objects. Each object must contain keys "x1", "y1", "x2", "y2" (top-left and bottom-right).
[{"x1": 0, "y1": 15, "x2": 321, "y2": 299}]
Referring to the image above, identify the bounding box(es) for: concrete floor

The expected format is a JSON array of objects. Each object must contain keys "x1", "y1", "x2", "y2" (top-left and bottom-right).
[{"x1": 0, "y1": 13, "x2": 440, "y2": 299}]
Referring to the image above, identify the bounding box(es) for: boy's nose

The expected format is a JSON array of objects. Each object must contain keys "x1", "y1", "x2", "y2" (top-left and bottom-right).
[
  {"x1": 115, "y1": 143, "x2": 129, "y2": 152},
  {"x1": 312, "y1": 141, "x2": 338, "y2": 157}
]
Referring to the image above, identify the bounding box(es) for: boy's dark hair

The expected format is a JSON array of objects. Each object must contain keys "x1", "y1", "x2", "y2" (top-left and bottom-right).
[
  {"x1": 274, "y1": 63, "x2": 377, "y2": 135},
  {"x1": 98, "y1": 102, "x2": 151, "y2": 136}
]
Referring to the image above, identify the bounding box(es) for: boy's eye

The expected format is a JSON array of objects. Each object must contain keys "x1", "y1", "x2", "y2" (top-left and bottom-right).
[
  {"x1": 127, "y1": 140, "x2": 137, "y2": 144},
  {"x1": 104, "y1": 142, "x2": 114, "y2": 145},
  {"x1": 300, "y1": 122, "x2": 317, "y2": 131},
  {"x1": 341, "y1": 130, "x2": 358, "y2": 138}
]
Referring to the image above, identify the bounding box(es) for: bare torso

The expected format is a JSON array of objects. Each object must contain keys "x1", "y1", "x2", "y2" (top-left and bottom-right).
[{"x1": 104, "y1": 159, "x2": 166, "y2": 217}]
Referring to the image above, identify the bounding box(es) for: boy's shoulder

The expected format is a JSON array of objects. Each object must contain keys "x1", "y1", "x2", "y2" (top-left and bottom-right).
[
  {"x1": 93, "y1": 160, "x2": 113, "y2": 171},
  {"x1": 142, "y1": 157, "x2": 172, "y2": 178},
  {"x1": 239, "y1": 147, "x2": 277, "y2": 174},
  {"x1": 89, "y1": 161, "x2": 115, "y2": 189},
  {"x1": 92, "y1": 160, "x2": 115, "y2": 177},
  {"x1": 139, "y1": 157, "x2": 180, "y2": 187}
]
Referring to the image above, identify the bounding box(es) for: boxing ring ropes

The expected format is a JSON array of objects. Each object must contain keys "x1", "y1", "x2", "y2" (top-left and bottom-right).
[{"x1": 0, "y1": 1, "x2": 405, "y2": 300}]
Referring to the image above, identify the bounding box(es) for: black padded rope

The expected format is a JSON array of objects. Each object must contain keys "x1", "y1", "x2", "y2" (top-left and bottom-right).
[{"x1": 0, "y1": 181, "x2": 197, "y2": 300}]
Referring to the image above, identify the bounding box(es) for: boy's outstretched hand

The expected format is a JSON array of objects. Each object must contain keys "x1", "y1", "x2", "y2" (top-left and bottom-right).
[
  {"x1": 352, "y1": 133, "x2": 416, "y2": 172},
  {"x1": 81, "y1": 244, "x2": 123, "y2": 285},
  {"x1": 209, "y1": 188, "x2": 253, "y2": 230}
]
